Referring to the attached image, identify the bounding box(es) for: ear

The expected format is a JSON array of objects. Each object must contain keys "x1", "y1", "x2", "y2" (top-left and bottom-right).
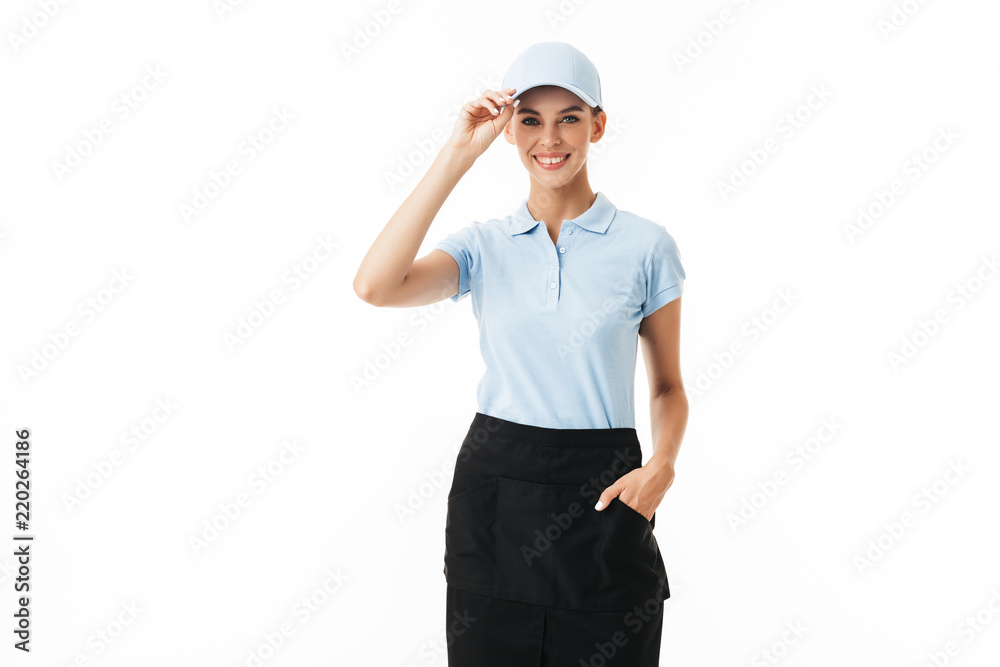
[
  {"x1": 503, "y1": 120, "x2": 516, "y2": 145},
  {"x1": 590, "y1": 109, "x2": 608, "y2": 143}
]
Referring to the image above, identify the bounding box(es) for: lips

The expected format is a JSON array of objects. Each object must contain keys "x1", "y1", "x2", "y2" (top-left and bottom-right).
[{"x1": 533, "y1": 154, "x2": 569, "y2": 171}]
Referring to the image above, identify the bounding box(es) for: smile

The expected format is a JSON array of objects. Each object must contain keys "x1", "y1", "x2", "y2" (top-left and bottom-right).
[{"x1": 533, "y1": 154, "x2": 569, "y2": 170}]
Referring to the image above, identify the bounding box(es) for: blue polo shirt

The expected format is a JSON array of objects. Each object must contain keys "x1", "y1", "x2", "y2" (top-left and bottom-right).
[{"x1": 432, "y1": 191, "x2": 685, "y2": 429}]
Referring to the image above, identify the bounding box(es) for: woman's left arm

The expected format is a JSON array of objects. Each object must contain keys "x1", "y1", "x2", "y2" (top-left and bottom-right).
[
  {"x1": 639, "y1": 295, "x2": 688, "y2": 484},
  {"x1": 594, "y1": 297, "x2": 688, "y2": 519}
]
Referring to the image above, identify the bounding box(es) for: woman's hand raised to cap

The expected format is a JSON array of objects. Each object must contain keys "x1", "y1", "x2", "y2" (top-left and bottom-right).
[{"x1": 447, "y1": 87, "x2": 517, "y2": 160}]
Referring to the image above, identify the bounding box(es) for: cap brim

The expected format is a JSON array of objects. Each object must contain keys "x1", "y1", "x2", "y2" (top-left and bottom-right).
[{"x1": 504, "y1": 81, "x2": 599, "y2": 109}]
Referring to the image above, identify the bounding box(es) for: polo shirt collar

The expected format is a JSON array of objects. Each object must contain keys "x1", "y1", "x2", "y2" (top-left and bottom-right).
[{"x1": 507, "y1": 191, "x2": 616, "y2": 236}]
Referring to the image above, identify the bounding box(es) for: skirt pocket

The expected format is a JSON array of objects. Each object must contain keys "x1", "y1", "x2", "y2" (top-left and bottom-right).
[
  {"x1": 494, "y1": 475, "x2": 604, "y2": 609},
  {"x1": 614, "y1": 495, "x2": 654, "y2": 527},
  {"x1": 444, "y1": 476, "x2": 497, "y2": 595},
  {"x1": 599, "y1": 496, "x2": 669, "y2": 608}
]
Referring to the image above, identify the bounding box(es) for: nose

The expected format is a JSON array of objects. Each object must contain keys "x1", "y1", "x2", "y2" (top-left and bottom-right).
[{"x1": 540, "y1": 124, "x2": 561, "y2": 147}]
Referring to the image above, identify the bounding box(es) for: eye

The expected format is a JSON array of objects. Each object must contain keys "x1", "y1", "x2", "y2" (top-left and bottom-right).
[{"x1": 521, "y1": 115, "x2": 581, "y2": 126}]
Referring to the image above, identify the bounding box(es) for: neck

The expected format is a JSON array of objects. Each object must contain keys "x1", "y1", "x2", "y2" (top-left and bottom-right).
[{"x1": 525, "y1": 177, "x2": 597, "y2": 230}]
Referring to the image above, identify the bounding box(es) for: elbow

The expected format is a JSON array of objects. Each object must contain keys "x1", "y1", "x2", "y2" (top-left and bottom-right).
[
  {"x1": 651, "y1": 382, "x2": 686, "y2": 400},
  {"x1": 353, "y1": 275, "x2": 383, "y2": 306}
]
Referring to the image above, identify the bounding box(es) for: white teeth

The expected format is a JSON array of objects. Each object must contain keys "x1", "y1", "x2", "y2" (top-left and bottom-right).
[{"x1": 536, "y1": 155, "x2": 567, "y2": 164}]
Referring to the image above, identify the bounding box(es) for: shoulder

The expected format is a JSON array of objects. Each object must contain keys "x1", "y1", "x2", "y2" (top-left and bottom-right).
[
  {"x1": 610, "y1": 206, "x2": 680, "y2": 256},
  {"x1": 447, "y1": 214, "x2": 512, "y2": 237},
  {"x1": 433, "y1": 214, "x2": 509, "y2": 254}
]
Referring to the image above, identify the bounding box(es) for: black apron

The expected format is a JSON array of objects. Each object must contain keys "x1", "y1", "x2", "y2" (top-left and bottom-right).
[{"x1": 444, "y1": 412, "x2": 670, "y2": 666}]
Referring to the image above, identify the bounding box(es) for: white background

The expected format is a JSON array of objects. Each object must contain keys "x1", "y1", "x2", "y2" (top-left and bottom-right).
[{"x1": 2, "y1": 0, "x2": 999, "y2": 665}]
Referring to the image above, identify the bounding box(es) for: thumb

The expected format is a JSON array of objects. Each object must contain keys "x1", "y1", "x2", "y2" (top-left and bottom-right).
[
  {"x1": 594, "y1": 483, "x2": 621, "y2": 512},
  {"x1": 497, "y1": 98, "x2": 517, "y2": 123}
]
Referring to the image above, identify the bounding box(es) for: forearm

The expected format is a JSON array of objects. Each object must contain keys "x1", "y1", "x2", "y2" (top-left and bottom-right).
[
  {"x1": 353, "y1": 144, "x2": 477, "y2": 300},
  {"x1": 645, "y1": 386, "x2": 688, "y2": 476}
]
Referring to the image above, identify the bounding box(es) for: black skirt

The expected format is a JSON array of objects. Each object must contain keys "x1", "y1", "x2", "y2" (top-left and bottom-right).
[{"x1": 443, "y1": 412, "x2": 670, "y2": 666}]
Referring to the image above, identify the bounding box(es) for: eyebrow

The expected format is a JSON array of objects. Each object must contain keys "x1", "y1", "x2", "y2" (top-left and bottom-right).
[{"x1": 515, "y1": 105, "x2": 584, "y2": 116}]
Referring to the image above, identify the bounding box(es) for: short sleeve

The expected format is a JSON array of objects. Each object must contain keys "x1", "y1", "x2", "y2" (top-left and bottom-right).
[
  {"x1": 641, "y1": 226, "x2": 686, "y2": 318},
  {"x1": 432, "y1": 222, "x2": 479, "y2": 303}
]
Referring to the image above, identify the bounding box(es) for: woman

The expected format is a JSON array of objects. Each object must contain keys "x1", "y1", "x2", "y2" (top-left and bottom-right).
[{"x1": 354, "y1": 42, "x2": 688, "y2": 666}]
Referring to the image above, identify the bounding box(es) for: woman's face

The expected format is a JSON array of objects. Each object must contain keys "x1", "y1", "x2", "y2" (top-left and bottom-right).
[{"x1": 503, "y1": 85, "x2": 606, "y2": 188}]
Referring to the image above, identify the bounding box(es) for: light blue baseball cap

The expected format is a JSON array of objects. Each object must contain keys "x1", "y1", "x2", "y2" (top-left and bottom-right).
[{"x1": 500, "y1": 42, "x2": 603, "y2": 112}]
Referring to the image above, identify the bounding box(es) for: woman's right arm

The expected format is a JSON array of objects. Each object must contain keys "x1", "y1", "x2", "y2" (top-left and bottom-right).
[{"x1": 352, "y1": 87, "x2": 516, "y2": 308}]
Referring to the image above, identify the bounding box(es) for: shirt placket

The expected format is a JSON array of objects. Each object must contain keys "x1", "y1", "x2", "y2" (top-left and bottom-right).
[{"x1": 545, "y1": 223, "x2": 574, "y2": 311}]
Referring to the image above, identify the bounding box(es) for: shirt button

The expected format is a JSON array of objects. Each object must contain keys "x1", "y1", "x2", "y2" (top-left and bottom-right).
[
  {"x1": 550, "y1": 264, "x2": 555, "y2": 269},
  {"x1": 559, "y1": 247, "x2": 566, "y2": 253},
  {"x1": 550, "y1": 282, "x2": 556, "y2": 288},
  {"x1": 566, "y1": 230, "x2": 573, "y2": 235}
]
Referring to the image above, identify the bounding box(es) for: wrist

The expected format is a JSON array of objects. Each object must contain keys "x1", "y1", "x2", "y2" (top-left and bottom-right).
[
  {"x1": 646, "y1": 451, "x2": 676, "y2": 478},
  {"x1": 439, "y1": 143, "x2": 478, "y2": 171}
]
